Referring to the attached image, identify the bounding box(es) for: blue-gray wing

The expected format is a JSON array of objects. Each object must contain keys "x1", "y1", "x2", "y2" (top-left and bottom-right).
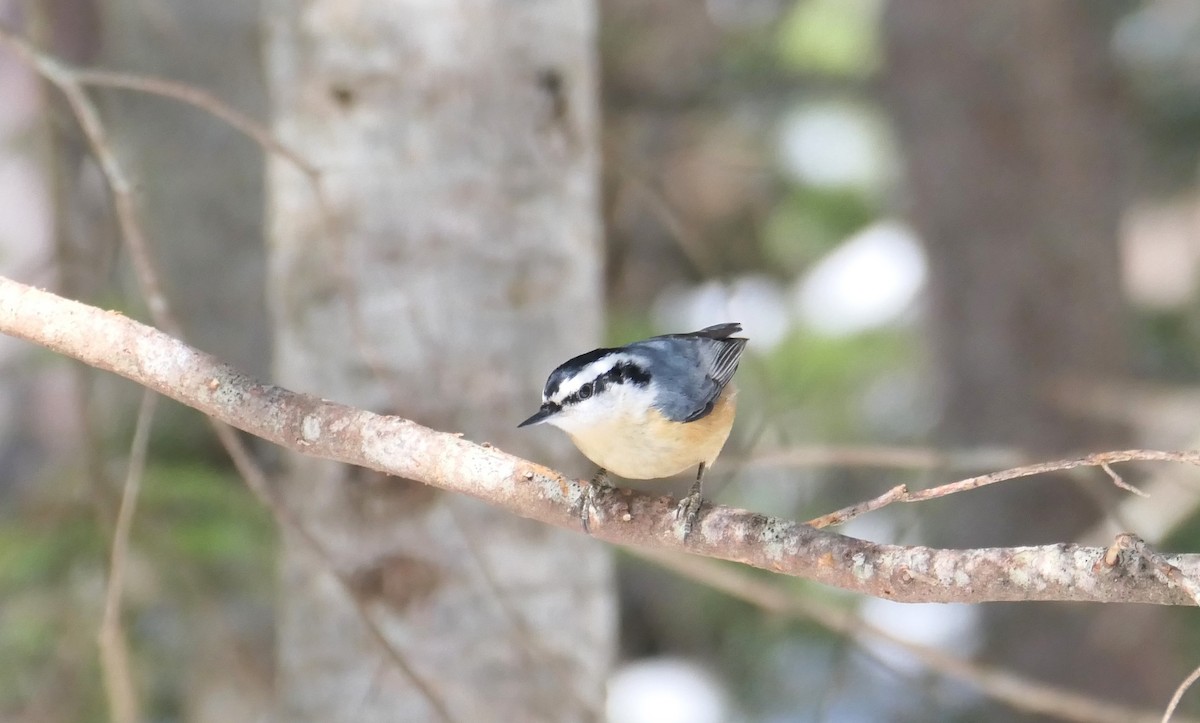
[{"x1": 630, "y1": 323, "x2": 748, "y2": 423}]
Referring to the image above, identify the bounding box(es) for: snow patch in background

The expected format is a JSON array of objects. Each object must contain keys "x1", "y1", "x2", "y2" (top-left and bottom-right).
[
  {"x1": 606, "y1": 657, "x2": 731, "y2": 723},
  {"x1": 651, "y1": 223, "x2": 925, "y2": 346},
  {"x1": 653, "y1": 274, "x2": 790, "y2": 351},
  {"x1": 857, "y1": 599, "x2": 982, "y2": 674},
  {"x1": 793, "y1": 220, "x2": 926, "y2": 336},
  {"x1": 778, "y1": 101, "x2": 894, "y2": 190}
]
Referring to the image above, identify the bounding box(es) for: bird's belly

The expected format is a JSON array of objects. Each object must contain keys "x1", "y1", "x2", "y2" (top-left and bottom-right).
[{"x1": 567, "y1": 391, "x2": 736, "y2": 479}]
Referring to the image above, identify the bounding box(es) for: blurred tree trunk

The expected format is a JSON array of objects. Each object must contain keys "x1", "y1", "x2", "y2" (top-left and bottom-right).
[
  {"x1": 96, "y1": 0, "x2": 270, "y2": 380},
  {"x1": 264, "y1": 2, "x2": 613, "y2": 721},
  {"x1": 884, "y1": 0, "x2": 1130, "y2": 507},
  {"x1": 31, "y1": 0, "x2": 271, "y2": 475},
  {"x1": 39, "y1": 1, "x2": 276, "y2": 718},
  {"x1": 883, "y1": 1, "x2": 1178, "y2": 718}
]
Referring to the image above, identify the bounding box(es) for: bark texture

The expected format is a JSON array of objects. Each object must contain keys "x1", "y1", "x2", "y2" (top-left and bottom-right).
[{"x1": 263, "y1": 2, "x2": 613, "y2": 721}]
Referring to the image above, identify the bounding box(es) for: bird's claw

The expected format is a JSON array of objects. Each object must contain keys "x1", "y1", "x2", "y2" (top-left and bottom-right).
[
  {"x1": 675, "y1": 467, "x2": 706, "y2": 539},
  {"x1": 674, "y1": 492, "x2": 704, "y2": 538},
  {"x1": 578, "y1": 469, "x2": 612, "y2": 534}
]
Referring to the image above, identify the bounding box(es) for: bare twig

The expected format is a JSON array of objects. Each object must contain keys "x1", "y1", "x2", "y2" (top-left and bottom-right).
[
  {"x1": 807, "y1": 484, "x2": 907, "y2": 528},
  {"x1": 0, "y1": 28, "x2": 172, "y2": 325},
  {"x1": 814, "y1": 450, "x2": 1192, "y2": 527},
  {"x1": 1164, "y1": 662, "x2": 1200, "y2": 723},
  {"x1": 0, "y1": 26, "x2": 455, "y2": 722},
  {"x1": 631, "y1": 548, "x2": 1196, "y2": 723},
  {"x1": 1101, "y1": 462, "x2": 1149, "y2": 497},
  {"x1": 5, "y1": 276, "x2": 1200, "y2": 606},
  {"x1": 98, "y1": 389, "x2": 157, "y2": 723},
  {"x1": 69, "y1": 38, "x2": 416, "y2": 426},
  {"x1": 72, "y1": 68, "x2": 318, "y2": 177},
  {"x1": 907, "y1": 451, "x2": 1197, "y2": 501}
]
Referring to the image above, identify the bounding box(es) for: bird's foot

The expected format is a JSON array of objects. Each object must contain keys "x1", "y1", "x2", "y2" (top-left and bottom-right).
[
  {"x1": 578, "y1": 469, "x2": 613, "y2": 534},
  {"x1": 674, "y1": 490, "x2": 705, "y2": 539}
]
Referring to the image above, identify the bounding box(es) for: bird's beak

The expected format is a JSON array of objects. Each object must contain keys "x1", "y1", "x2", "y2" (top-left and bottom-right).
[{"x1": 518, "y1": 403, "x2": 556, "y2": 428}]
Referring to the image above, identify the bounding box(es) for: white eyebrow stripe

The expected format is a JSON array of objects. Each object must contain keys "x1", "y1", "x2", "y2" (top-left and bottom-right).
[{"x1": 550, "y1": 352, "x2": 641, "y2": 402}]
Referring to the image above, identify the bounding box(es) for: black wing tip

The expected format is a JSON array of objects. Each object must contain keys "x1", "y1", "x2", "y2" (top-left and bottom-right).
[{"x1": 691, "y1": 322, "x2": 744, "y2": 340}]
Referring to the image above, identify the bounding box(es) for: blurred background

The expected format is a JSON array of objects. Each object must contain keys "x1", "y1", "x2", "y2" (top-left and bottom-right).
[{"x1": 2, "y1": 0, "x2": 1200, "y2": 721}]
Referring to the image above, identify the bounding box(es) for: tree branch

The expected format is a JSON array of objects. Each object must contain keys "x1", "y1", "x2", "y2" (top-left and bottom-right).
[
  {"x1": 3, "y1": 274, "x2": 1199, "y2": 606},
  {"x1": 97, "y1": 390, "x2": 156, "y2": 723},
  {"x1": 0, "y1": 24, "x2": 459, "y2": 718},
  {"x1": 810, "y1": 450, "x2": 1187, "y2": 528},
  {"x1": 631, "y1": 548, "x2": 1198, "y2": 723}
]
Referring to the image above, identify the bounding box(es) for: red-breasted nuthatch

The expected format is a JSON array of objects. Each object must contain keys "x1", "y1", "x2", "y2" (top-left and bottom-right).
[{"x1": 519, "y1": 323, "x2": 748, "y2": 535}]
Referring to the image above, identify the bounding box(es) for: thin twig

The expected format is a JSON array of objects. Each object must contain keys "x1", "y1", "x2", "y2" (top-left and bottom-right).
[
  {"x1": 71, "y1": 40, "x2": 415, "y2": 429},
  {"x1": 814, "y1": 450, "x2": 1196, "y2": 527},
  {"x1": 0, "y1": 26, "x2": 456, "y2": 722},
  {"x1": 908, "y1": 450, "x2": 1198, "y2": 502},
  {"x1": 0, "y1": 28, "x2": 172, "y2": 326},
  {"x1": 1164, "y1": 663, "x2": 1200, "y2": 723},
  {"x1": 1101, "y1": 462, "x2": 1149, "y2": 497},
  {"x1": 807, "y1": 484, "x2": 907, "y2": 528},
  {"x1": 631, "y1": 548, "x2": 1199, "y2": 723},
  {"x1": 98, "y1": 389, "x2": 157, "y2": 723},
  {"x1": 72, "y1": 68, "x2": 318, "y2": 177}
]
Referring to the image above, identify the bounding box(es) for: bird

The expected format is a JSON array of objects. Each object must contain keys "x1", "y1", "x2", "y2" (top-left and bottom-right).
[{"x1": 519, "y1": 322, "x2": 748, "y2": 536}]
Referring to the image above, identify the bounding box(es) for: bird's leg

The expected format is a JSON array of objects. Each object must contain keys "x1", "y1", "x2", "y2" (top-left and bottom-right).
[
  {"x1": 675, "y1": 462, "x2": 707, "y2": 537},
  {"x1": 579, "y1": 468, "x2": 613, "y2": 534}
]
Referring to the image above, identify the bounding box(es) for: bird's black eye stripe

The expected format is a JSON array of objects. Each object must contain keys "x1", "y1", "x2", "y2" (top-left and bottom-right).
[{"x1": 561, "y1": 362, "x2": 651, "y2": 406}]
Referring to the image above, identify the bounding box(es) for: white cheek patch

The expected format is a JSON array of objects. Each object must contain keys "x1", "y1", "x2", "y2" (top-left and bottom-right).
[{"x1": 551, "y1": 382, "x2": 658, "y2": 432}]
